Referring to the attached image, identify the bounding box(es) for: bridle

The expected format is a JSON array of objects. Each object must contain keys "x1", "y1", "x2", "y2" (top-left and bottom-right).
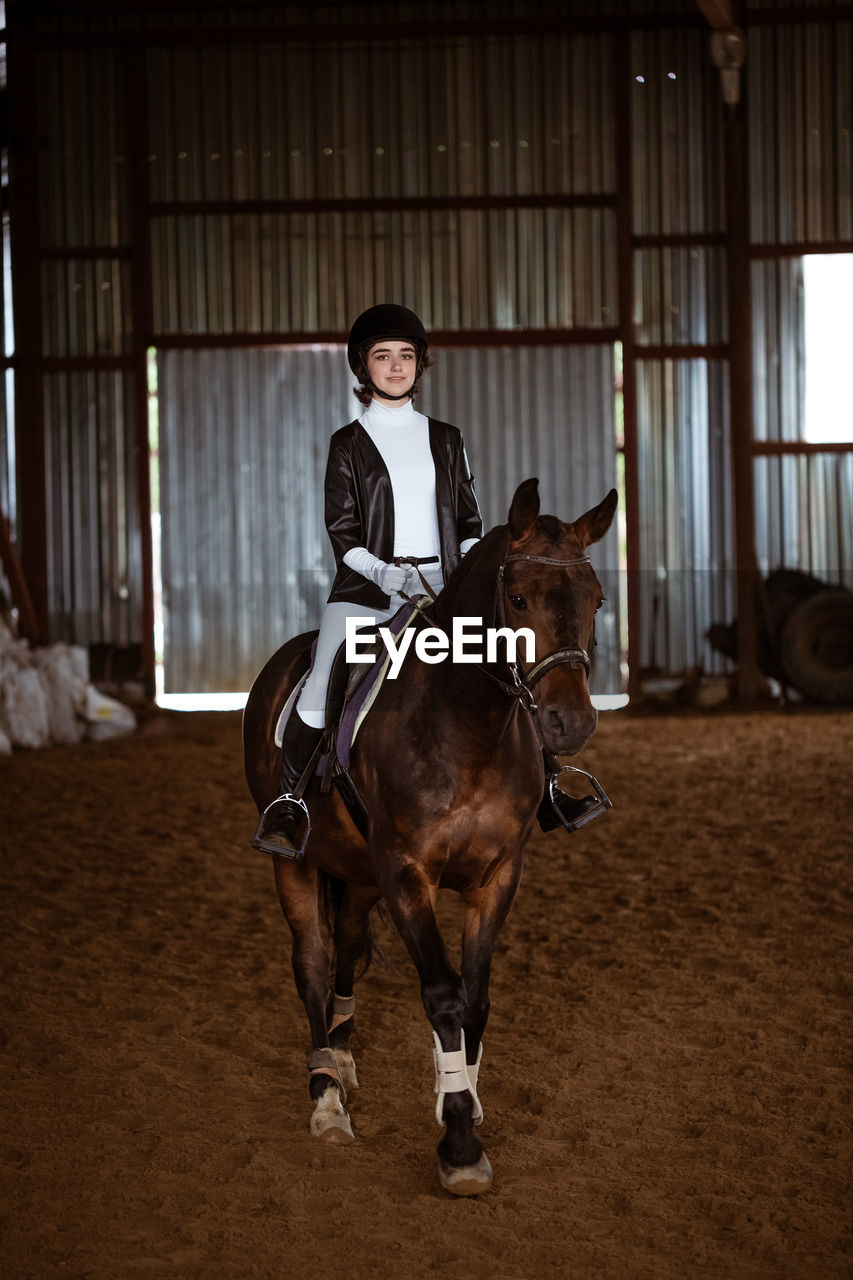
[
  {"x1": 494, "y1": 551, "x2": 594, "y2": 704},
  {"x1": 401, "y1": 547, "x2": 596, "y2": 713}
]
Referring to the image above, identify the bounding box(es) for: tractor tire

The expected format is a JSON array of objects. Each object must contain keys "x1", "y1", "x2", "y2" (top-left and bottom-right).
[{"x1": 778, "y1": 588, "x2": 853, "y2": 703}]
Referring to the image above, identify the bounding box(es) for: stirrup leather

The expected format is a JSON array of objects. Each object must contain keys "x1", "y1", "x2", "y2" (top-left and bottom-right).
[{"x1": 432, "y1": 1030, "x2": 484, "y2": 1127}]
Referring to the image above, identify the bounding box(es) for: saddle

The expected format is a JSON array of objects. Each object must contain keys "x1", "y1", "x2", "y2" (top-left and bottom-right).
[{"x1": 274, "y1": 597, "x2": 430, "y2": 840}]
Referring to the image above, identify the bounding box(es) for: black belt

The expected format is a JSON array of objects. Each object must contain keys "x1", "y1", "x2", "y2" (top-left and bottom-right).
[{"x1": 393, "y1": 556, "x2": 439, "y2": 566}]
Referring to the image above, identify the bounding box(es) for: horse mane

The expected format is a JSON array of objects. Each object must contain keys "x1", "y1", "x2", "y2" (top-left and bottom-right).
[
  {"x1": 431, "y1": 525, "x2": 510, "y2": 628},
  {"x1": 432, "y1": 511, "x2": 570, "y2": 627}
]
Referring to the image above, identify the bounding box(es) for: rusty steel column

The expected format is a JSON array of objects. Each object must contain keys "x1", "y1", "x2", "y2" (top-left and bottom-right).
[
  {"x1": 6, "y1": 3, "x2": 49, "y2": 643},
  {"x1": 614, "y1": 32, "x2": 641, "y2": 700},
  {"x1": 125, "y1": 46, "x2": 157, "y2": 698}
]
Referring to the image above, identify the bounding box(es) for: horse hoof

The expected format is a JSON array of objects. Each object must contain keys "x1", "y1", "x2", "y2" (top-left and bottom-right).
[
  {"x1": 438, "y1": 1152, "x2": 493, "y2": 1197},
  {"x1": 318, "y1": 1118, "x2": 355, "y2": 1145},
  {"x1": 309, "y1": 1084, "x2": 355, "y2": 1143}
]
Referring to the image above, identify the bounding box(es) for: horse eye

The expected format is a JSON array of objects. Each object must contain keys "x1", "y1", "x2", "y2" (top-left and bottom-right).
[
  {"x1": 596, "y1": 597, "x2": 606, "y2": 611},
  {"x1": 509, "y1": 594, "x2": 527, "y2": 611}
]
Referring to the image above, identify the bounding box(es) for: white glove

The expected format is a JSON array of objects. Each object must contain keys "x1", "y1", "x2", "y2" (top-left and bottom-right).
[
  {"x1": 342, "y1": 546, "x2": 411, "y2": 596},
  {"x1": 378, "y1": 564, "x2": 411, "y2": 595}
]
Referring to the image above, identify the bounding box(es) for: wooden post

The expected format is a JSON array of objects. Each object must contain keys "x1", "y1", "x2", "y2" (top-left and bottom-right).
[
  {"x1": 6, "y1": 2, "x2": 49, "y2": 644},
  {"x1": 125, "y1": 47, "x2": 157, "y2": 698},
  {"x1": 615, "y1": 32, "x2": 641, "y2": 699},
  {"x1": 722, "y1": 60, "x2": 760, "y2": 703},
  {"x1": 0, "y1": 507, "x2": 40, "y2": 642}
]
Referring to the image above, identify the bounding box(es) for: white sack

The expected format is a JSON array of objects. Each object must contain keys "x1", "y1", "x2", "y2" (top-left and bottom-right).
[
  {"x1": 32, "y1": 644, "x2": 87, "y2": 745},
  {"x1": 1, "y1": 663, "x2": 51, "y2": 749},
  {"x1": 83, "y1": 685, "x2": 137, "y2": 742}
]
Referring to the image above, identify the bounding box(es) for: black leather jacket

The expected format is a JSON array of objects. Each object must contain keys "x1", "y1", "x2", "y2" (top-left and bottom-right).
[{"x1": 325, "y1": 417, "x2": 483, "y2": 608}]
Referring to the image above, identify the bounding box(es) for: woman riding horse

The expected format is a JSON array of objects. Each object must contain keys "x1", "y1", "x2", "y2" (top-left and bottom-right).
[
  {"x1": 252, "y1": 303, "x2": 600, "y2": 858},
  {"x1": 243, "y1": 473, "x2": 617, "y2": 1194}
]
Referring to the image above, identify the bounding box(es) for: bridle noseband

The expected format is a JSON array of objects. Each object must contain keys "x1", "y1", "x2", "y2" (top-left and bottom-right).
[{"x1": 496, "y1": 552, "x2": 593, "y2": 695}]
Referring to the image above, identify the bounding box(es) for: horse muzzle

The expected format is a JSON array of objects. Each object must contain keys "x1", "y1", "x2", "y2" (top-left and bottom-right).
[{"x1": 538, "y1": 702, "x2": 598, "y2": 756}]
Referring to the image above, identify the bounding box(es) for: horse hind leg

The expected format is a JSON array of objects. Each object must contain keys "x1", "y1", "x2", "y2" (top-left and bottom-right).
[
  {"x1": 324, "y1": 881, "x2": 382, "y2": 1092},
  {"x1": 327, "y1": 993, "x2": 358, "y2": 1090},
  {"x1": 274, "y1": 858, "x2": 354, "y2": 1143}
]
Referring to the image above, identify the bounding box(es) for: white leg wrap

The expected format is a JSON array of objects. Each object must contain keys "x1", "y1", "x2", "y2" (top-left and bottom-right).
[{"x1": 432, "y1": 1031, "x2": 484, "y2": 1127}]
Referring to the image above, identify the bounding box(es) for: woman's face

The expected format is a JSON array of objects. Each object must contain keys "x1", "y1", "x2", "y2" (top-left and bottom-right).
[{"x1": 366, "y1": 341, "x2": 418, "y2": 405}]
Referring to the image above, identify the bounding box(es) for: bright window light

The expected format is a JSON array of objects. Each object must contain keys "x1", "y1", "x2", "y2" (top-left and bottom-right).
[
  {"x1": 158, "y1": 692, "x2": 249, "y2": 711},
  {"x1": 804, "y1": 254, "x2": 853, "y2": 444},
  {"x1": 155, "y1": 691, "x2": 629, "y2": 713}
]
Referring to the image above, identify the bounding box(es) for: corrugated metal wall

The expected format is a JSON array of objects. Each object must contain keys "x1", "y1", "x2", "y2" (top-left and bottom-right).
[
  {"x1": 10, "y1": 4, "x2": 852, "y2": 690},
  {"x1": 32, "y1": 42, "x2": 142, "y2": 646},
  {"x1": 42, "y1": 370, "x2": 142, "y2": 644},
  {"x1": 428, "y1": 345, "x2": 622, "y2": 696},
  {"x1": 151, "y1": 208, "x2": 618, "y2": 336},
  {"x1": 147, "y1": 31, "x2": 617, "y2": 336},
  {"x1": 748, "y1": 20, "x2": 852, "y2": 245},
  {"x1": 158, "y1": 348, "x2": 341, "y2": 693},
  {"x1": 146, "y1": 35, "x2": 616, "y2": 205},
  {"x1": 635, "y1": 359, "x2": 733, "y2": 671},
  {"x1": 754, "y1": 452, "x2": 853, "y2": 582},
  {"x1": 158, "y1": 344, "x2": 620, "y2": 694},
  {"x1": 749, "y1": 17, "x2": 853, "y2": 591},
  {"x1": 149, "y1": 22, "x2": 623, "y2": 692},
  {"x1": 630, "y1": 25, "x2": 734, "y2": 672}
]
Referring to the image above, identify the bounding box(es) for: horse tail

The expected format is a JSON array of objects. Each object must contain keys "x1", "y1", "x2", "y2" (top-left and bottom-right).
[{"x1": 318, "y1": 871, "x2": 377, "y2": 981}]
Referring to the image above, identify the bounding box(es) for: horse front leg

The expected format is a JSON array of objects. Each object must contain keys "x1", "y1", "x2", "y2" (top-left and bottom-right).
[
  {"x1": 378, "y1": 861, "x2": 492, "y2": 1196},
  {"x1": 459, "y1": 856, "x2": 525, "y2": 1122},
  {"x1": 273, "y1": 858, "x2": 354, "y2": 1143}
]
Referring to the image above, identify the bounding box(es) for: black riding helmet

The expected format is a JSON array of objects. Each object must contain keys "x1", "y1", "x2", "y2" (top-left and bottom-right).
[
  {"x1": 347, "y1": 304, "x2": 428, "y2": 373},
  {"x1": 347, "y1": 304, "x2": 429, "y2": 402}
]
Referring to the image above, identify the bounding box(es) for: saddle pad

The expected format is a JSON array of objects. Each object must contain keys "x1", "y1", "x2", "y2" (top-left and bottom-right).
[
  {"x1": 336, "y1": 596, "x2": 431, "y2": 770},
  {"x1": 274, "y1": 670, "x2": 309, "y2": 748},
  {"x1": 273, "y1": 635, "x2": 318, "y2": 747}
]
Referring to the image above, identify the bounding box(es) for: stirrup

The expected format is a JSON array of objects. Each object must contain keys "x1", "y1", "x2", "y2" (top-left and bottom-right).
[
  {"x1": 252, "y1": 793, "x2": 311, "y2": 858},
  {"x1": 545, "y1": 766, "x2": 612, "y2": 833}
]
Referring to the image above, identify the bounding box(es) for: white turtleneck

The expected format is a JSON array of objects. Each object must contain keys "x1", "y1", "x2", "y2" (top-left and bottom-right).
[
  {"x1": 351, "y1": 397, "x2": 442, "y2": 561},
  {"x1": 340, "y1": 397, "x2": 480, "y2": 591}
]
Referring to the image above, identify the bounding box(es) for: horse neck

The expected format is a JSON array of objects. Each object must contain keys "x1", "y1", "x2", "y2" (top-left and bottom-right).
[
  {"x1": 431, "y1": 527, "x2": 509, "y2": 633},
  {"x1": 422, "y1": 528, "x2": 519, "y2": 732}
]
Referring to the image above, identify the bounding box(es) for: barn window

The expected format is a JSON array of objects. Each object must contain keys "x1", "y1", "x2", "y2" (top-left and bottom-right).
[{"x1": 804, "y1": 254, "x2": 853, "y2": 445}]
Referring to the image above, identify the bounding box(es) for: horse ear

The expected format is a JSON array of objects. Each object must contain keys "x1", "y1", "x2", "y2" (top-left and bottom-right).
[
  {"x1": 573, "y1": 488, "x2": 618, "y2": 547},
  {"x1": 508, "y1": 478, "x2": 540, "y2": 539}
]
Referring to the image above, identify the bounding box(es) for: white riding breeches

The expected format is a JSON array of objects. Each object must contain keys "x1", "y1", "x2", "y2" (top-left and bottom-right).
[{"x1": 296, "y1": 567, "x2": 444, "y2": 729}]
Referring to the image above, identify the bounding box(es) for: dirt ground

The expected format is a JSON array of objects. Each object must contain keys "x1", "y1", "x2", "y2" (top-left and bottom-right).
[{"x1": 1, "y1": 705, "x2": 851, "y2": 1279}]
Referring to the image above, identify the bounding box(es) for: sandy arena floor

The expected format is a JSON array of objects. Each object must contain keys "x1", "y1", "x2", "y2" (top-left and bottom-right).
[{"x1": 1, "y1": 706, "x2": 851, "y2": 1279}]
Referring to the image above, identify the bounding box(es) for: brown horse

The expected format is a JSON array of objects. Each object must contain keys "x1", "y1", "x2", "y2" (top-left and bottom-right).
[{"x1": 243, "y1": 478, "x2": 617, "y2": 1195}]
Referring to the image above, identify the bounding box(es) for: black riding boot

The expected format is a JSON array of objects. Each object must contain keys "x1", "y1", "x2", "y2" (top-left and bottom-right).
[
  {"x1": 252, "y1": 713, "x2": 324, "y2": 858},
  {"x1": 537, "y1": 758, "x2": 612, "y2": 834}
]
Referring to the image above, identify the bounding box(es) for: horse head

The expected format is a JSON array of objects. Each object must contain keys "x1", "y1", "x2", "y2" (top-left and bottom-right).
[{"x1": 504, "y1": 478, "x2": 617, "y2": 756}]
